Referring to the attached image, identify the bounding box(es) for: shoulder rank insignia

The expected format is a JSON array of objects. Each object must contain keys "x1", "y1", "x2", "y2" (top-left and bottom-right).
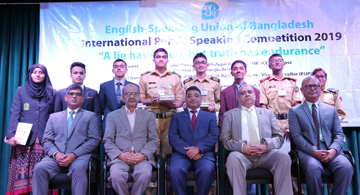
[
  {"x1": 327, "y1": 88, "x2": 339, "y2": 93},
  {"x1": 287, "y1": 77, "x2": 297, "y2": 82},
  {"x1": 141, "y1": 71, "x2": 151, "y2": 77},
  {"x1": 210, "y1": 77, "x2": 220, "y2": 83},
  {"x1": 172, "y1": 71, "x2": 181, "y2": 78},
  {"x1": 183, "y1": 77, "x2": 193, "y2": 85},
  {"x1": 260, "y1": 76, "x2": 271, "y2": 83}
]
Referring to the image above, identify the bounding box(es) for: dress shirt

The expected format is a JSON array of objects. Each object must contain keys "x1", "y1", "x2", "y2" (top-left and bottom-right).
[
  {"x1": 125, "y1": 106, "x2": 137, "y2": 152},
  {"x1": 188, "y1": 107, "x2": 200, "y2": 121},
  {"x1": 305, "y1": 101, "x2": 324, "y2": 142},
  {"x1": 67, "y1": 107, "x2": 80, "y2": 119}
]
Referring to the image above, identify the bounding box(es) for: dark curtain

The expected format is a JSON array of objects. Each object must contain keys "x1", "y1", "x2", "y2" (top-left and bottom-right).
[{"x1": 0, "y1": 4, "x2": 39, "y2": 194}]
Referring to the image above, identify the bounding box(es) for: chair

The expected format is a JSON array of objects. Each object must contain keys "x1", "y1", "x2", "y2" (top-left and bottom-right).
[
  {"x1": 49, "y1": 154, "x2": 100, "y2": 195},
  {"x1": 103, "y1": 154, "x2": 160, "y2": 195},
  {"x1": 289, "y1": 149, "x2": 358, "y2": 194},
  {"x1": 164, "y1": 153, "x2": 219, "y2": 195}
]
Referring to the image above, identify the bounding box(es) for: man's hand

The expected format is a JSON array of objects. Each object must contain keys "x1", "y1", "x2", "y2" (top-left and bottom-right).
[
  {"x1": 284, "y1": 129, "x2": 290, "y2": 141},
  {"x1": 243, "y1": 144, "x2": 268, "y2": 156},
  {"x1": 133, "y1": 153, "x2": 146, "y2": 164},
  {"x1": 119, "y1": 152, "x2": 136, "y2": 165},
  {"x1": 207, "y1": 104, "x2": 215, "y2": 112},
  {"x1": 56, "y1": 153, "x2": 75, "y2": 167},
  {"x1": 322, "y1": 149, "x2": 337, "y2": 163},
  {"x1": 184, "y1": 146, "x2": 200, "y2": 159},
  {"x1": 6, "y1": 137, "x2": 20, "y2": 146},
  {"x1": 312, "y1": 150, "x2": 328, "y2": 162},
  {"x1": 192, "y1": 153, "x2": 203, "y2": 161},
  {"x1": 55, "y1": 152, "x2": 66, "y2": 165}
]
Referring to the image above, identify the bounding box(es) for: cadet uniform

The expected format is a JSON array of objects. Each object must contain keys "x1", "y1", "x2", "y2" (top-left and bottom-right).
[
  {"x1": 320, "y1": 88, "x2": 346, "y2": 122},
  {"x1": 183, "y1": 75, "x2": 221, "y2": 112},
  {"x1": 260, "y1": 75, "x2": 302, "y2": 133},
  {"x1": 139, "y1": 70, "x2": 184, "y2": 155}
]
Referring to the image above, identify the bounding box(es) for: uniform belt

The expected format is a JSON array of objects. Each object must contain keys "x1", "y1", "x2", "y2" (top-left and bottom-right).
[
  {"x1": 152, "y1": 112, "x2": 173, "y2": 119},
  {"x1": 275, "y1": 113, "x2": 288, "y2": 120}
]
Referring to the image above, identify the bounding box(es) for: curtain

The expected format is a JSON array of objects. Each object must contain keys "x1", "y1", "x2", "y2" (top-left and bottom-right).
[{"x1": 0, "y1": 4, "x2": 39, "y2": 194}]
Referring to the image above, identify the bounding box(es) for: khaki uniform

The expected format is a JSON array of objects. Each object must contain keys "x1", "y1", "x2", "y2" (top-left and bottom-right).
[
  {"x1": 139, "y1": 70, "x2": 184, "y2": 155},
  {"x1": 183, "y1": 75, "x2": 221, "y2": 112},
  {"x1": 260, "y1": 75, "x2": 302, "y2": 132},
  {"x1": 320, "y1": 88, "x2": 346, "y2": 122}
]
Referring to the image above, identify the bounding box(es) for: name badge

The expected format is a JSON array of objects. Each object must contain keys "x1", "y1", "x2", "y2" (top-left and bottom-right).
[
  {"x1": 200, "y1": 89, "x2": 208, "y2": 96},
  {"x1": 278, "y1": 90, "x2": 287, "y2": 96}
]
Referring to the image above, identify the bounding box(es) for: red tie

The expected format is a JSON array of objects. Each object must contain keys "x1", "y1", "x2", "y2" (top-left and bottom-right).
[{"x1": 191, "y1": 110, "x2": 197, "y2": 131}]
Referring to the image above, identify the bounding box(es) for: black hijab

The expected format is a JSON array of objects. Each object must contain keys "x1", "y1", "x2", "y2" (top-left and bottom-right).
[{"x1": 25, "y1": 64, "x2": 54, "y2": 103}]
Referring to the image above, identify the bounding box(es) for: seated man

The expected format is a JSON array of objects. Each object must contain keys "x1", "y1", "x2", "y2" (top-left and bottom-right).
[
  {"x1": 32, "y1": 84, "x2": 99, "y2": 195},
  {"x1": 103, "y1": 84, "x2": 158, "y2": 195},
  {"x1": 220, "y1": 84, "x2": 292, "y2": 194},
  {"x1": 168, "y1": 86, "x2": 219, "y2": 195},
  {"x1": 289, "y1": 76, "x2": 353, "y2": 194}
]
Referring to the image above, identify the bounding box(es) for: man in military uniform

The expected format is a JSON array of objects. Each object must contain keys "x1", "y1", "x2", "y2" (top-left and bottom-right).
[
  {"x1": 139, "y1": 48, "x2": 184, "y2": 156},
  {"x1": 183, "y1": 53, "x2": 221, "y2": 113},
  {"x1": 311, "y1": 68, "x2": 346, "y2": 122},
  {"x1": 260, "y1": 54, "x2": 302, "y2": 136}
]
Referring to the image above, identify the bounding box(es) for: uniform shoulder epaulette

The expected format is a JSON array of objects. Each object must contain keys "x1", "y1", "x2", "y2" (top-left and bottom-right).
[
  {"x1": 327, "y1": 88, "x2": 339, "y2": 93},
  {"x1": 141, "y1": 71, "x2": 151, "y2": 77},
  {"x1": 172, "y1": 71, "x2": 181, "y2": 78},
  {"x1": 260, "y1": 76, "x2": 271, "y2": 83},
  {"x1": 183, "y1": 77, "x2": 193, "y2": 84},
  {"x1": 287, "y1": 77, "x2": 297, "y2": 82},
  {"x1": 210, "y1": 77, "x2": 220, "y2": 83}
]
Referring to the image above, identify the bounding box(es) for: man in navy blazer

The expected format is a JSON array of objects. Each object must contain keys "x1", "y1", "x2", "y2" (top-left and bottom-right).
[
  {"x1": 99, "y1": 59, "x2": 138, "y2": 134},
  {"x1": 289, "y1": 76, "x2": 353, "y2": 194},
  {"x1": 54, "y1": 62, "x2": 102, "y2": 134},
  {"x1": 168, "y1": 86, "x2": 219, "y2": 195}
]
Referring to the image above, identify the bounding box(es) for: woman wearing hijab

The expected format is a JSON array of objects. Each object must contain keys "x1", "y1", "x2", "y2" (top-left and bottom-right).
[{"x1": 5, "y1": 64, "x2": 56, "y2": 195}]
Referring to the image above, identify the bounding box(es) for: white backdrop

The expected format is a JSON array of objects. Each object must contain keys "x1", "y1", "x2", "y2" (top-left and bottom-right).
[{"x1": 39, "y1": 0, "x2": 360, "y2": 126}]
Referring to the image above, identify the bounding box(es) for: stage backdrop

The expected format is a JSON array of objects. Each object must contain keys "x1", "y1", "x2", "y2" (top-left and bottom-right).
[{"x1": 39, "y1": 0, "x2": 360, "y2": 126}]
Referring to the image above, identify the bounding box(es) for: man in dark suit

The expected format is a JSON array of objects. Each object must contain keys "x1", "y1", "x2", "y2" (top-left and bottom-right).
[
  {"x1": 103, "y1": 84, "x2": 158, "y2": 194},
  {"x1": 289, "y1": 76, "x2": 353, "y2": 194},
  {"x1": 32, "y1": 84, "x2": 99, "y2": 195},
  {"x1": 220, "y1": 84, "x2": 292, "y2": 194},
  {"x1": 99, "y1": 59, "x2": 138, "y2": 134},
  {"x1": 168, "y1": 86, "x2": 219, "y2": 195},
  {"x1": 54, "y1": 62, "x2": 102, "y2": 134}
]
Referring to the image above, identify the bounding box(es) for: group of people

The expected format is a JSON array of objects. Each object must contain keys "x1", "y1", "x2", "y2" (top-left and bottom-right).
[{"x1": 4, "y1": 47, "x2": 352, "y2": 195}]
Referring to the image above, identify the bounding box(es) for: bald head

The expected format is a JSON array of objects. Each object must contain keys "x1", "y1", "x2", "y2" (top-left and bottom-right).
[{"x1": 237, "y1": 85, "x2": 256, "y2": 108}]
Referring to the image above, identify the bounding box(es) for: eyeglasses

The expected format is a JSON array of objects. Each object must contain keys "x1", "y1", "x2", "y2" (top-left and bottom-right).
[
  {"x1": 315, "y1": 75, "x2": 326, "y2": 79},
  {"x1": 124, "y1": 92, "x2": 139, "y2": 97},
  {"x1": 270, "y1": 59, "x2": 284, "y2": 63},
  {"x1": 67, "y1": 92, "x2": 82, "y2": 97},
  {"x1": 304, "y1": 84, "x2": 320, "y2": 89},
  {"x1": 194, "y1": 61, "x2": 207, "y2": 66}
]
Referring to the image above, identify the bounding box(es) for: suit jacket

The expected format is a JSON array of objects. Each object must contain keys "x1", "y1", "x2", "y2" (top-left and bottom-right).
[
  {"x1": 220, "y1": 107, "x2": 283, "y2": 152},
  {"x1": 168, "y1": 109, "x2": 219, "y2": 161},
  {"x1": 103, "y1": 107, "x2": 158, "y2": 166},
  {"x1": 289, "y1": 102, "x2": 344, "y2": 156},
  {"x1": 218, "y1": 84, "x2": 260, "y2": 132},
  {"x1": 99, "y1": 79, "x2": 138, "y2": 131},
  {"x1": 42, "y1": 108, "x2": 99, "y2": 161},
  {"x1": 54, "y1": 86, "x2": 102, "y2": 134}
]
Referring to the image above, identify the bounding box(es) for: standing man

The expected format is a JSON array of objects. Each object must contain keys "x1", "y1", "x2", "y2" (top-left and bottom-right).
[
  {"x1": 99, "y1": 59, "x2": 138, "y2": 133},
  {"x1": 168, "y1": 86, "x2": 219, "y2": 195},
  {"x1": 183, "y1": 53, "x2": 221, "y2": 113},
  {"x1": 32, "y1": 84, "x2": 99, "y2": 195},
  {"x1": 260, "y1": 54, "x2": 302, "y2": 136},
  {"x1": 289, "y1": 76, "x2": 353, "y2": 194},
  {"x1": 311, "y1": 68, "x2": 346, "y2": 122},
  {"x1": 103, "y1": 84, "x2": 158, "y2": 195},
  {"x1": 139, "y1": 48, "x2": 184, "y2": 156},
  {"x1": 54, "y1": 62, "x2": 102, "y2": 134},
  {"x1": 221, "y1": 85, "x2": 292, "y2": 195}
]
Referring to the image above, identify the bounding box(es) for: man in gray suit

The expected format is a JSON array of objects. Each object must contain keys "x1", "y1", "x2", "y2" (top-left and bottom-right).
[
  {"x1": 220, "y1": 85, "x2": 292, "y2": 194},
  {"x1": 289, "y1": 76, "x2": 353, "y2": 194},
  {"x1": 32, "y1": 84, "x2": 99, "y2": 195},
  {"x1": 103, "y1": 84, "x2": 158, "y2": 195}
]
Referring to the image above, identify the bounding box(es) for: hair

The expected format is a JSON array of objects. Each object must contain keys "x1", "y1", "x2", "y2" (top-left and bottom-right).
[
  {"x1": 153, "y1": 48, "x2": 168, "y2": 59},
  {"x1": 186, "y1": 86, "x2": 201, "y2": 96},
  {"x1": 311, "y1": 67, "x2": 327, "y2": 78},
  {"x1": 268, "y1": 53, "x2": 283, "y2": 64},
  {"x1": 230, "y1": 60, "x2": 247, "y2": 71},
  {"x1": 301, "y1": 76, "x2": 320, "y2": 87},
  {"x1": 70, "y1": 62, "x2": 86, "y2": 73},
  {"x1": 193, "y1": 53, "x2": 207, "y2": 64},
  {"x1": 122, "y1": 84, "x2": 140, "y2": 94},
  {"x1": 66, "y1": 84, "x2": 83, "y2": 94},
  {"x1": 113, "y1": 59, "x2": 127, "y2": 68}
]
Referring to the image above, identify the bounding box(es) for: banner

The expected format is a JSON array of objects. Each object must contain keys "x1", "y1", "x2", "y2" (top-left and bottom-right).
[{"x1": 39, "y1": 0, "x2": 360, "y2": 126}]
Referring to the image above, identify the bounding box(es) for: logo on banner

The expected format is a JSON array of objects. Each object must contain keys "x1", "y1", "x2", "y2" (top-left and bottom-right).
[{"x1": 202, "y1": 2, "x2": 220, "y2": 20}]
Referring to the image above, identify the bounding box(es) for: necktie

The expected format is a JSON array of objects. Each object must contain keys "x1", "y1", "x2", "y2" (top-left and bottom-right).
[
  {"x1": 191, "y1": 110, "x2": 197, "y2": 131},
  {"x1": 67, "y1": 110, "x2": 75, "y2": 138},
  {"x1": 116, "y1": 82, "x2": 122, "y2": 103},
  {"x1": 246, "y1": 108, "x2": 259, "y2": 145},
  {"x1": 312, "y1": 104, "x2": 320, "y2": 149}
]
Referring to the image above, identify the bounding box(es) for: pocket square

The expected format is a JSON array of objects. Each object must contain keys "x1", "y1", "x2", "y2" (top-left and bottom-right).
[{"x1": 87, "y1": 96, "x2": 93, "y2": 99}]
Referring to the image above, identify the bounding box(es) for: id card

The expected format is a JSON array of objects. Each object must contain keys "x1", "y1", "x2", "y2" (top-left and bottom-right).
[
  {"x1": 200, "y1": 89, "x2": 208, "y2": 96},
  {"x1": 278, "y1": 90, "x2": 287, "y2": 96}
]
